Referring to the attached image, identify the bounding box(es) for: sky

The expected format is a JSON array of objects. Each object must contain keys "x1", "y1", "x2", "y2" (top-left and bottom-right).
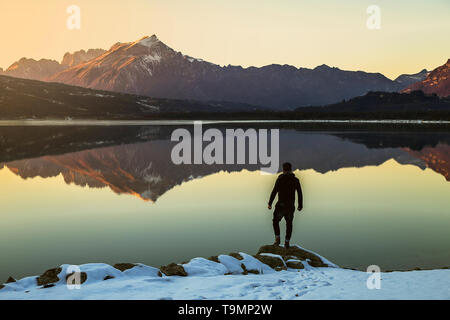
[{"x1": 0, "y1": 0, "x2": 449, "y2": 79}]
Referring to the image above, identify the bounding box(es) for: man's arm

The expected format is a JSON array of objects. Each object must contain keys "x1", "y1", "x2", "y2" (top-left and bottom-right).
[
  {"x1": 268, "y1": 179, "x2": 279, "y2": 208},
  {"x1": 296, "y1": 179, "x2": 303, "y2": 211}
]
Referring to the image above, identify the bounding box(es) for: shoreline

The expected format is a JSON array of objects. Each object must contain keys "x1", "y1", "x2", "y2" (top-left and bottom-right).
[
  {"x1": 1, "y1": 119, "x2": 450, "y2": 126},
  {"x1": 1, "y1": 244, "x2": 449, "y2": 300},
  {"x1": 2, "y1": 244, "x2": 449, "y2": 289}
]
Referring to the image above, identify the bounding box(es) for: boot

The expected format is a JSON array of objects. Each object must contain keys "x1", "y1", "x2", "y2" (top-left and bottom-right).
[
  {"x1": 273, "y1": 236, "x2": 281, "y2": 246},
  {"x1": 284, "y1": 240, "x2": 290, "y2": 249}
]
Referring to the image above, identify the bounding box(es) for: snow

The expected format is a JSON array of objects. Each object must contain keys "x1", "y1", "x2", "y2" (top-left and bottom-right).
[
  {"x1": 142, "y1": 54, "x2": 161, "y2": 63},
  {"x1": 238, "y1": 253, "x2": 276, "y2": 274},
  {"x1": 293, "y1": 244, "x2": 339, "y2": 268},
  {"x1": 218, "y1": 255, "x2": 244, "y2": 275},
  {"x1": 136, "y1": 35, "x2": 159, "y2": 48},
  {"x1": 138, "y1": 60, "x2": 153, "y2": 76},
  {"x1": 136, "y1": 100, "x2": 160, "y2": 111},
  {"x1": 183, "y1": 54, "x2": 211, "y2": 64},
  {"x1": 122, "y1": 264, "x2": 160, "y2": 277},
  {"x1": 183, "y1": 258, "x2": 228, "y2": 277},
  {"x1": 1, "y1": 247, "x2": 449, "y2": 300},
  {"x1": 286, "y1": 259, "x2": 303, "y2": 265}
]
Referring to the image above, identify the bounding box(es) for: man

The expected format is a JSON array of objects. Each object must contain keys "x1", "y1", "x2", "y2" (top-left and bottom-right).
[{"x1": 268, "y1": 162, "x2": 303, "y2": 249}]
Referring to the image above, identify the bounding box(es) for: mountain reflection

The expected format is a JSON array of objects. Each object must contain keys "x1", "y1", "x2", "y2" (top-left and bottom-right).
[{"x1": 1, "y1": 126, "x2": 449, "y2": 201}]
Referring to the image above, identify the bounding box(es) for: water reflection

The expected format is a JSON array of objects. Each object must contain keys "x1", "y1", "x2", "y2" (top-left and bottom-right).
[
  {"x1": 0, "y1": 125, "x2": 449, "y2": 281},
  {"x1": 2, "y1": 127, "x2": 449, "y2": 202}
]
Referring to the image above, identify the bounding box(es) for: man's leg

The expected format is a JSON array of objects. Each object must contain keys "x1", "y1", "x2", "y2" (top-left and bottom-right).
[
  {"x1": 272, "y1": 208, "x2": 282, "y2": 245},
  {"x1": 284, "y1": 209, "x2": 295, "y2": 248}
]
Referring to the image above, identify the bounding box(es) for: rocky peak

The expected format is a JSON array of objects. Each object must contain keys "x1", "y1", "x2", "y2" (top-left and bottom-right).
[
  {"x1": 402, "y1": 58, "x2": 450, "y2": 96},
  {"x1": 61, "y1": 48, "x2": 106, "y2": 67},
  {"x1": 395, "y1": 68, "x2": 429, "y2": 88},
  {"x1": 2, "y1": 58, "x2": 65, "y2": 81},
  {"x1": 138, "y1": 35, "x2": 159, "y2": 47}
]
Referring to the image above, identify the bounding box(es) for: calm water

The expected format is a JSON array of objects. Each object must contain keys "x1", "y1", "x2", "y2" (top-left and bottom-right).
[{"x1": 1, "y1": 123, "x2": 450, "y2": 281}]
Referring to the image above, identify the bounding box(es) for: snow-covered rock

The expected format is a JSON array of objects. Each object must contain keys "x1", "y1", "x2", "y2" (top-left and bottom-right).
[
  {"x1": 238, "y1": 253, "x2": 276, "y2": 274},
  {"x1": 123, "y1": 264, "x2": 160, "y2": 277},
  {"x1": 218, "y1": 255, "x2": 244, "y2": 275},
  {"x1": 1, "y1": 244, "x2": 448, "y2": 300},
  {"x1": 182, "y1": 258, "x2": 228, "y2": 277}
]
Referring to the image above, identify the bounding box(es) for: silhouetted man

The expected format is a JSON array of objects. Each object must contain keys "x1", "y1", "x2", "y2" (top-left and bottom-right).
[{"x1": 268, "y1": 162, "x2": 303, "y2": 249}]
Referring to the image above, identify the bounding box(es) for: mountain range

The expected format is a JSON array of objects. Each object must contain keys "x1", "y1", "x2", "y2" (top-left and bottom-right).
[
  {"x1": 394, "y1": 69, "x2": 429, "y2": 87},
  {"x1": 1, "y1": 35, "x2": 444, "y2": 110},
  {"x1": 0, "y1": 49, "x2": 106, "y2": 81},
  {"x1": 403, "y1": 59, "x2": 450, "y2": 97},
  {"x1": 2, "y1": 74, "x2": 450, "y2": 120}
]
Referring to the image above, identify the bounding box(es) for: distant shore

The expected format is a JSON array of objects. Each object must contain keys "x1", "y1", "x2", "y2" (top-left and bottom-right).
[{"x1": 1, "y1": 118, "x2": 450, "y2": 126}]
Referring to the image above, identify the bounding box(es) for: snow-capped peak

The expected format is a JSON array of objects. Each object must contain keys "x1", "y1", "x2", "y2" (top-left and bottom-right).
[{"x1": 136, "y1": 35, "x2": 159, "y2": 48}]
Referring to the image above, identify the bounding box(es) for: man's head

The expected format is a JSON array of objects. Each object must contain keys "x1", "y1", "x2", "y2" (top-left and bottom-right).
[{"x1": 282, "y1": 162, "x2": 292, "y2": 173}]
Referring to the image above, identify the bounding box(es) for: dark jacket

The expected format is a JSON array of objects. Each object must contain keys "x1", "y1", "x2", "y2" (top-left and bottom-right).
[{"x1": 268, "y1": 172, "x2": 303, "y2": 208}]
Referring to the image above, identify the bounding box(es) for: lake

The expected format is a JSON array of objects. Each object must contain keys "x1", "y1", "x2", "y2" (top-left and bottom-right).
[{"x1": 0, "y1": 122, "x2": 449, "y2": 281}]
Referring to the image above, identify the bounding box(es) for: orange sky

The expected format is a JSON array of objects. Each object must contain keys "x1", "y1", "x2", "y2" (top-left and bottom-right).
[{"x1": 0, "y1": 0, "x2": 449, "y2": 79}]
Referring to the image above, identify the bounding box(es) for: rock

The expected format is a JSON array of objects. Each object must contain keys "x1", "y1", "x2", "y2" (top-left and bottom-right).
[
  {"x1": 160, "y1": 263, "x2": 187, "y2": 277},
  {"x1": 257, "y1": 245, "x2": 289, "y2": 256},
  {"x1": 0, "y1": 284, "x2": 4, "y2": 290},
  {"x1": 257, "y1": 244, "x2": 328, "y2": 268},
  {"x1": 239, "y1": 253, "x2": 272, "y2": 274},
  {"x1": 208, "y1": 256, "x2": 220, "y2": 263},
  {"x1": 6, "y1": 276, "x2": 16, "y2": 283},
  {"x1": 36, "y1": 267, "x2": 62, "y2": 286},
  {"x1": 65, "y1": 272, "x2": 87, "y2": 285},
  {"x1": 247, "y1": 269, "x2": 260, "y2": 274},
  {"x1": 228, "y1": 253, "x2": 243, "y2": 260},
  {"x1": 41, "y1": 283, "x2": 55, "y2": 289},
  {"x1": 240, "y1": 264, "x2": 260, "y2": 275},
  {"x1": 286, "y1": 259, "x2": 304, "y2": 269},
  {"x1": 113, "y1": 263, "x2": 136, "y2": 272},
  {"x1": 103, "y1": 275, "x2": 115, "y2": 281},
  {"x1": 255, "y1": 254, "x2": 287, "y2": 271},
  {"x1": 308, "y1": 259, "x2": 326, "y2": 268},
  {"x1": 344, "y1": 267, "x2": 358, "y2": 271}
]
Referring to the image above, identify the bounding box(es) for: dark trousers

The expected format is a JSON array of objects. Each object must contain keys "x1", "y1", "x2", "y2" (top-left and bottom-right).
[{"x1": 272, "y1": 202, "x2": 295, "y2": 240}]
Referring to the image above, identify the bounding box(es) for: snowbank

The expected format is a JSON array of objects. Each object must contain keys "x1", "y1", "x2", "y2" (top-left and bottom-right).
[{"x1": 0, "y1": 244, "x2": 448, "y2": 300}]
